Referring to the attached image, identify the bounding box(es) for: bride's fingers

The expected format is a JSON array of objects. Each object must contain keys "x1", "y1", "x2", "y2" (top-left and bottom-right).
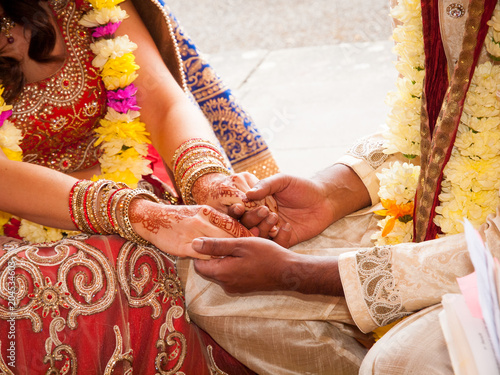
[
  {"x1": 230, "y1": 172, "x2": 260, "y2": 191},
  {"x1": 200, "y1": 207, "x2": 253, "y2": 238}
]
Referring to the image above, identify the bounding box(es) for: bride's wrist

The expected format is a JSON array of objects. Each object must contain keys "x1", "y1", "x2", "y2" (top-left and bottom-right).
[
  {"x1": 128, "y1": 198, "x2": 155, "y2": 244},
  {"x1": 171, "y1": 138, "x2": 230, "y2": 205}
]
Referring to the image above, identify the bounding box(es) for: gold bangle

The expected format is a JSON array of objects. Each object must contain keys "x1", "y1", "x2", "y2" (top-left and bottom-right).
[
  {"x1": 118, "y1": 189, "x2": 161, "y2": 246},
  {"x1": 72, "y1": 180, "x2": 94, "y2": 233},
  {"x1": 86, "y1": 180, "x2": 109, "y2": 234},
  {"x1": 109, "y1": 188, "x2": 131, "y2": 233}
]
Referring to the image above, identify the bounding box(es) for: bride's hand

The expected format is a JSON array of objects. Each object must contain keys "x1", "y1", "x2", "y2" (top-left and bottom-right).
[
  {"x1": 129, "y1": 199, "x2": 252, "y2": 259},
  {"x1": 191, "y1": 172, "x2": 277, "y2": 215}
]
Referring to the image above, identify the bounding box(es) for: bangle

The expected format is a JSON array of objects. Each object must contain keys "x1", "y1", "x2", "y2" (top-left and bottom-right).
[
  {"x1": 172, "y1": 138, "x2": 231, "y2": 204},
  {"x1": 69, "y1": 180, "x2": 86, "y2": 230},
  {"x1": 117, "y1": 189, "x2": 161, "y2": 246},
  {"x1": 70, "y1": 180, "x2": 94, "y2": 233}
]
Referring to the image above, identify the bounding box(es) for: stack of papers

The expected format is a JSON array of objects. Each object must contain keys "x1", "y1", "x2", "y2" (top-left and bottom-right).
[{"x1": 440, "y1": 219, "x2": 500, "y2": 375}]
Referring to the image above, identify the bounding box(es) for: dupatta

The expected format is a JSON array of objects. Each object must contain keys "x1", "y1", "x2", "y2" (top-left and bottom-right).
[{"x1": 131, "y1": 0, "x2": 280, "y2": 180}]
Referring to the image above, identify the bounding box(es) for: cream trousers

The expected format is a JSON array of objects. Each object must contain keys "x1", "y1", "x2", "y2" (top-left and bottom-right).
[{"x1": 178, "y1": 208, "x2": 453, "y2": 374}]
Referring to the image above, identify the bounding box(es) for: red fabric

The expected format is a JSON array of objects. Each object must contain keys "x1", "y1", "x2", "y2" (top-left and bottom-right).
[
  {"x1": 146, "y1": 144, "x2": 175, "y2": 189},
  {"x1": 0, "y1": 235, "x2": 256, "y2": 374},
  {"x1": 420, "y1": 0, "x2": 448, "y2": 137}
]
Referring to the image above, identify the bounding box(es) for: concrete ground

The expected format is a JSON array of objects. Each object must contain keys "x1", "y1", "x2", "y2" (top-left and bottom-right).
[{"x1": 167, "y1": 1, "x2": 397, "y2": 177}]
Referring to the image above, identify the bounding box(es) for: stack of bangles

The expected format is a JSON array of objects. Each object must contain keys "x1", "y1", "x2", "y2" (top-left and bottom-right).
[
  {"x1": 69, "y1": 179, "x2": 160, "y2": 246},
  {"x1": 172, "y1": 138, "x2": 231, "y2": 204}
]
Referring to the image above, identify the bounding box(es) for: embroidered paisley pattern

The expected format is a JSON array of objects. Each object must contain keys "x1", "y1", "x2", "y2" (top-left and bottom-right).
[
  {"x1": 43, "y1": 317, "x2": 78, "y2": 374},
  {"x1": 355, "y1": 246, "x2": 410, "y2": 326},
  {"x1": 347, "y1": 137, "x2": 388, "y2": 169},
  {"x1": 0, "y1": 237, "x2": 117, "y2": 331},
  {"x1": 116, "y1": 241, "x2": 181, "y2": 319},
  {"x1": 155, "y1": 305, "x2": 187, "y2": 374},
  {"x1": 104, "y1": 326, "x2": 134, "y2": 375}
]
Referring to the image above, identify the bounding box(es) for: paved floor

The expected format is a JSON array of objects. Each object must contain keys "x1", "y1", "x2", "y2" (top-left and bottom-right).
[
  {"x1": 209, "y1": 42, "x2": 397, "y2": 177},
  {"x1": 167, "y1": 1, "x2": 397, "y2": 177},
  {"x1": 167, "y1": 0, "x2": 392, "y2": 53}
]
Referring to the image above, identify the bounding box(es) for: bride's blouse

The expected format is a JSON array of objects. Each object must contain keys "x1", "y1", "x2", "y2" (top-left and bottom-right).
[{"x1": 9, "y1": 0, "x2": 106, "y2": 173}]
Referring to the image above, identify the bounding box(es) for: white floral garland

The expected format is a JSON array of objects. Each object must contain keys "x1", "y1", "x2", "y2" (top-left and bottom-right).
[
  {"x1": 374, "y1": 1, "x2": 500, "y2": 245},
  {"x1": 0, "y1": 0, "x2": 152, "y2": 243}
]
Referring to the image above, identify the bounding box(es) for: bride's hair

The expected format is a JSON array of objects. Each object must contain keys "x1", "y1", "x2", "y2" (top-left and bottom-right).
[{"x1": 0, "y1": 0, "x2": 58, "y2": 102}]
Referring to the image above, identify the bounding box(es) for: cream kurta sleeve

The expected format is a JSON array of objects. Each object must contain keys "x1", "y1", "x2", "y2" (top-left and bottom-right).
[
  {"x1": 338, "y1": 208, "x2": 500, "y2": 333},
  {"x1": 335, "y1": 132, "x2": 407, "y2": 205}
]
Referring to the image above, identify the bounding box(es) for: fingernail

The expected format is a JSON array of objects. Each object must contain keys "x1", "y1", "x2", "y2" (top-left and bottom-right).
[
  {"x1": 192, "y1": 238, "x2": 204, "y2": 251},
  {"x1": 233, "y1": 205, "x2": 244, "y2": 215},
  {"x1": 266, "y1": 213, "x2": 278, "y2": 225},
  {"x1": 283, "y1": 223, "x2": 292, "y2": 232},
  {"x1": 257, "y1": 206, "x2": 268, "y2": 218}
]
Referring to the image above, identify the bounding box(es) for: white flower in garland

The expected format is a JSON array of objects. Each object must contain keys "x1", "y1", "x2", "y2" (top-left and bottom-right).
[
  {"x1": 377, "y1": 161, "x2": 421, "y2": 204},
  {"x1": 372, "y1": 217, "x2": 414, "y2": 246},
  {"x1": 79, "y1": 6, "x2": 128, "y2": 28},
  {"x1": 90, "y1": 35, "x2": 137, "y2": 69},
  {"x1": 383, "y1": 0, "x2": 425, "y2": 159},
  {"x1": 0, "y1": 121, "x2": 22, "y2": 155},
  {"x1": 18, "y1": 220, "x2": 68, "y2": 244},
  {"x1": 485, "y1": 4, "x2": 500, "y2": 58}
]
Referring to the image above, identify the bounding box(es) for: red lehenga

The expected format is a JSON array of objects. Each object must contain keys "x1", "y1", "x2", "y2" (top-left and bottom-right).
[
  {"x1": 0, "y1": 0, "x2": 266, "y2": 373},
  {"x1": 0, "y1": 235, "x2": 256, "y2": 374}
]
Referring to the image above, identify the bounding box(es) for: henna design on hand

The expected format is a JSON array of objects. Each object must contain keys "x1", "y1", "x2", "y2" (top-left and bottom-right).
[
  {"x1": 202, "y1": 207, "x2": 253, "y2": 238},
  {"x1": 192, "y1": 174, "x2": 257, "y2": 209},
  {"x1": 130, "y1": 205, "x2": 201, "y2": 234}
]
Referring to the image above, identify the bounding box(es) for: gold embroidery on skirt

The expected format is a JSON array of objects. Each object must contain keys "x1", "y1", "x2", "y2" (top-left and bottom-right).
[
  {"x1": 155, "y1": 305, "x2": 187, "y2": 374},
  {"x1": 43, "y1": 317, "x2": 78, "y2": 374},
  {"x1": 104, "y1": 326, "x2": 134, "y2": 375},
  {"x1": 207, "y1": 345, "x2": 229, "y2": 375},
  {"x1": 116, "y1": 242, "x2": 179, "y2": 318},
  {"x1": 0, "y1": 237, "x2": 117, "y2": 332},
  {"x1": 25, "y1": 243, "x2": 71, "y2": 265}
]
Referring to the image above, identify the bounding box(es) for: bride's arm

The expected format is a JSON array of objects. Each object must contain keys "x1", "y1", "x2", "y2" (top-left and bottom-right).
[
  {"x1": 115, "y1": 1, "x2": 260, "y2": 212},
  {"x1": 0, "y1": 151, "x2": 76, "y2": 230},
  {"x1": 0, "y1": 151, "x2": 250, "y2": 257}
]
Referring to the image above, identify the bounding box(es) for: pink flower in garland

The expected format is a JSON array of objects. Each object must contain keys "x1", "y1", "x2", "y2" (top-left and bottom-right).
[
  {"x1": 92, "y1": 21, "x2": 122, "y2": 38},
  {"x1": 0, "y1": 110, "x2": 12, "y2": 127},
  {"x1": 107, "y1": 85, "x2": 141, "y2": 113}
]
